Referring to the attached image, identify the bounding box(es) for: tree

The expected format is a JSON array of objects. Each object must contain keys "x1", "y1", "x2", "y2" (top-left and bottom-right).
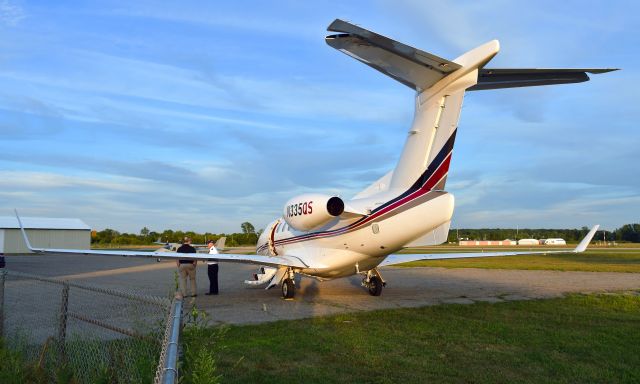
[
  {"x1": 140, "y1": 227, "x2": 150, "y2": 237},
  {"x1": 241, "y1": 222, "x2": 255, "y2": 234},
  {"x1": 618, "y1": 224, "x2": 640, "y2": 242}
]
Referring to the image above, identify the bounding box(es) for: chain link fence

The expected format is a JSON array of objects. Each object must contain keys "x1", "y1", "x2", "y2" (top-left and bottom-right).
[{"x1": 0, "y1": 269, "x2": 183, "y2": 383}]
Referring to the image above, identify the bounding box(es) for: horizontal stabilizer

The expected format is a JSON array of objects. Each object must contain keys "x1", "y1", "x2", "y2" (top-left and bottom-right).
[
  {"x1": 326, "y1": 19, "x2": 461, "y2": 91},
  {"x1": 469, "y1": 68, "x2": 618, "y2": 91}
]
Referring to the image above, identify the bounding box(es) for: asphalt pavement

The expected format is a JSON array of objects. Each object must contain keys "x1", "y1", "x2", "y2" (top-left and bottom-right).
[{"x1": 4, "y1": 254, "x2": 640, "y2": 325}]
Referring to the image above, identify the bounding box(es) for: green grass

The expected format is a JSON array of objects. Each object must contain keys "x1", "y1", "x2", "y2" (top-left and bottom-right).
[
  {"x1": 184, "y1": 293, "x2": 640, "y2": 384},
  {"x1": 398, "y1": 250, "x2": 640, "y2": 272}
]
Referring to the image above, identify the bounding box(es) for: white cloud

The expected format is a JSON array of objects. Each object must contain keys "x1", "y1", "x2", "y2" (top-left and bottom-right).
[{"x1": 0, "y1": 0, "x2": 25, "y2": 27}]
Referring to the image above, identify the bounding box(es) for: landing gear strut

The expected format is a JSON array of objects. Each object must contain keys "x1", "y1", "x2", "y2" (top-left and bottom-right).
[
  {"x1": 281, "y1": 268, "x2": 296, "y2": 299},
  {"x1": 362, "y1": 268, "x2": 386, "y2": 296}
]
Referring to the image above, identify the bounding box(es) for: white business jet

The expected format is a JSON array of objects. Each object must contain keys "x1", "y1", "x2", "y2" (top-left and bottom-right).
[{"x1": 17, "y1": 19, "x2": 615, "y2": 299}]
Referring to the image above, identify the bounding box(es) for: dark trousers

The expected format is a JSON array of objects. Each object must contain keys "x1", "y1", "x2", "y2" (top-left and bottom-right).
[{"x1": 207, "y1": 264, "x2": 219, "y2": 294}]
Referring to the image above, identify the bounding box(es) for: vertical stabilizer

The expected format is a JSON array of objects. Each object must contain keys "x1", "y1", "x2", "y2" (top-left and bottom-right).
[
  {"x1": 326, "y1": 19, "x2": 499, "y2": 193},
  {"x1": 389, "y1": 40, "x2": 499, "y2": 191}
]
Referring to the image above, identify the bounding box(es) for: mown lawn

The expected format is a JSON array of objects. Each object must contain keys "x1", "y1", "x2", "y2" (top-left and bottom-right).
[
  {"x1": 398, "y1": 250, "x2": 640, "y2": 273},
  {"x1": 185, "y1": 293, "x2": 640, "y2": 384}
]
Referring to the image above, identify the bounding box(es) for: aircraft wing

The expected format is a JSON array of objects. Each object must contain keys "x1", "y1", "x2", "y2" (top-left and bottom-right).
[
  {"x1": 33, "y1": 248, "x2": 308, "y2": 269},
  {"x1": 14, "y1": 212, "x2": 309, "y2": 269},
  {"x1": 380, "y1": 225, "x2": 599, "y2": 267}
]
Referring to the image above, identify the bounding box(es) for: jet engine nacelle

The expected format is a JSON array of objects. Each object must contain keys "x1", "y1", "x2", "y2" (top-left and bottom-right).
[{"x1": 283, "y1": 193, "x2": 344, "y2": 231}]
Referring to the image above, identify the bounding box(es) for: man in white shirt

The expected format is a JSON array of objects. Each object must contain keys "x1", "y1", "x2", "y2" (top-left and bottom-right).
[{"x1": 205, "y1": 240, "x2": 219, "y2": 295}]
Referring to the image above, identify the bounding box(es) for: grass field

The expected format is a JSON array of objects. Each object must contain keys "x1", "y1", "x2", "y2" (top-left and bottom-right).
[
  {"x1": 184, "y1": 293, "x2": 640, "y2": 384},
  {"x1": 398, "y1": 249, "x2": 640, "y2": 273}
]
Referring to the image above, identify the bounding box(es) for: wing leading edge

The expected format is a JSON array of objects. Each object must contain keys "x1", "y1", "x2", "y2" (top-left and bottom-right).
[{"x1": 380, "y1": 225, "x2": 600, "y2": 267}]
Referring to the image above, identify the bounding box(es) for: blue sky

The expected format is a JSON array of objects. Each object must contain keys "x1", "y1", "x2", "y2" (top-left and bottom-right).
[{"x1": 0, "y1": 1, "x2": 638, "y2": 233}]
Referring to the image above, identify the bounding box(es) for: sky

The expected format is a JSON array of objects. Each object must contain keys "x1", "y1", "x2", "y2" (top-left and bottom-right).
[{"x1": 0, "y1": 0, "x2": 638, "y2": 234}]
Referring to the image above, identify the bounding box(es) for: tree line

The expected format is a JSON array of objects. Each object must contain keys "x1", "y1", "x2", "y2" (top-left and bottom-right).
[
  {"x1": 448, "y1": 223, "x2": 640, "y2": 243},
  {"x1": 91, "y1": 221, "x2": 261, "y2": 247},
  {"x1": 91, "y1": 222, "x2": 640, "y2": 246}
]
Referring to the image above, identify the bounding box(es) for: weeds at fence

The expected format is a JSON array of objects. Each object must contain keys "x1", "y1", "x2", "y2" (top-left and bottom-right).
[
  {"x1": 0, "y1": 337, "x2": 74, "y2": 384},
  {"x1": 180, "y1": 306, "x2": 227, "y2": 384},
  {"x1": 1, "y1": 332, "x2": 161, "y2": 383}
]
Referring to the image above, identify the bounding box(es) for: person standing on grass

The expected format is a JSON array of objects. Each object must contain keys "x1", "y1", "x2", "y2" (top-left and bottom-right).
[
  {"x1": 205, "y1": 240, "x2": 219, "y2": 295},
  {"x1": 176, "y1": 237, "x2": 197, "y2": 297}
]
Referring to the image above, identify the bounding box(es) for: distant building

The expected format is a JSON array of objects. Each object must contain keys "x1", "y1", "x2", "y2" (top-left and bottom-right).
[
  {"x1": 517, "y1": 239, "x2": 539, "y2": 246},
  {"x1": 459, "y1": 239, "x2": 517, "y2": 246},
  {"x1": 0, "y1": 216, "x2": 90, "y2": 254},
  {"x1": 544, "y1": 238, "x2": 567, "y2": 245}
]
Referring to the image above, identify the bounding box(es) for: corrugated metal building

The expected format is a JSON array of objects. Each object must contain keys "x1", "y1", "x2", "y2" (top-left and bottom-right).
[{"x1": 0, "y1": 216, "x2": 91, "y2": 254}]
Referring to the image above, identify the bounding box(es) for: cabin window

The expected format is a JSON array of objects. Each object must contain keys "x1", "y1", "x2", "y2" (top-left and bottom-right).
[{"x1": 372, "y1": 223, "x2": 380, "y2": 234}]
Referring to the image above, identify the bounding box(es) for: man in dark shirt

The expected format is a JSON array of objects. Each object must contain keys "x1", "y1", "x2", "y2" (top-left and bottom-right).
[{"x1": 176, "y1": 237, "x2": 197, "y2": 297}]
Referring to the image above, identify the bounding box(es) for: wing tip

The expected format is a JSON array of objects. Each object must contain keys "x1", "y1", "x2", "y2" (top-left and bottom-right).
[
  {"x1": 573, "y1": 224, "x2": 600, "y2": 253},
  {"x1": 14, "y1": 209, "x2": 36, "y2": 252}
]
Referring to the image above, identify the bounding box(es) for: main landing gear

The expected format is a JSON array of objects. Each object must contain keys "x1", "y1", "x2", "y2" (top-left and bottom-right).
[
  {"x1": 362, "y1": 268, "x2": 386, "y2": 296},
  {"x1": 281, "y1": 267, "x2": 296, "y2": 299}
]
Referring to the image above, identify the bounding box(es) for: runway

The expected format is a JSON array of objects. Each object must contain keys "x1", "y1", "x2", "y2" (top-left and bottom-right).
[{"x1": 5, "y1": 254, "x2": 640, "y2": 325}]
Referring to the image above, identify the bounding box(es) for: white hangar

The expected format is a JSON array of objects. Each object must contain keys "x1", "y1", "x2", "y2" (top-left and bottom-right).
[{"x1": 0, "y1": 216, "x2": 91, "y2": 254}]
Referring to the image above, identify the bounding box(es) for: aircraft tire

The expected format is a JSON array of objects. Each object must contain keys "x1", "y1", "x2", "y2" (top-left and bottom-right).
[
  {"x1": 368, "y1": 276, "x2": 383, "y2": 296},
  {"x1": 282, "y1": 278, "x2": 295, "y2": 299}
]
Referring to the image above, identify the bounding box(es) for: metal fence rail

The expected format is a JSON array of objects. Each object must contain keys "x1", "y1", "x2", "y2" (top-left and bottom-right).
[
  {"x1": 154, "y1": 293, "x2": 183, "y2": 384},
  {"x1": 0, "y1": 269, "x2": 183, "y2": 384}
]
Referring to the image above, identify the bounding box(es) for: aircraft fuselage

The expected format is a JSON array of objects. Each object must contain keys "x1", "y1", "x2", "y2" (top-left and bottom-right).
[{"x1": 256, "y1": 191, "x2": 454, "y2": 279}]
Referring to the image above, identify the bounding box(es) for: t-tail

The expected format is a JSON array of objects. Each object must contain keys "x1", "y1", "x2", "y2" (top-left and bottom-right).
[{"x1": 326, "y1": 19, "x2": 617, "y2": 194}]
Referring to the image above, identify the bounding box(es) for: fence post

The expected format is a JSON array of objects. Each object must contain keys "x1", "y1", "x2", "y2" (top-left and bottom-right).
[
  {"x1": 0, "y1": 270, "x2": 5, "y2": 338},
  {"x1": 58, "y1": 282, "x2": 69, "y2": 363},
  {"x1": 162, "y1": 294, "x2": 183, "y2": 384}
]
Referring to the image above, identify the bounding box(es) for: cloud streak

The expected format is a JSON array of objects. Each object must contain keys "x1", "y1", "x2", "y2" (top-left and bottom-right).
[{"x1": 0, "y1": 0, "x2": 24, "y2": 26}]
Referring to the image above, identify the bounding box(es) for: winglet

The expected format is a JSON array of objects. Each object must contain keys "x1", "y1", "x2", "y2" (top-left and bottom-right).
[
  {"x1": 14, "y1": 209, "x2": 37, "y2": 252},
  {"x1": 573, "y1": 225, "x2": 600, "y2": 253}
]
